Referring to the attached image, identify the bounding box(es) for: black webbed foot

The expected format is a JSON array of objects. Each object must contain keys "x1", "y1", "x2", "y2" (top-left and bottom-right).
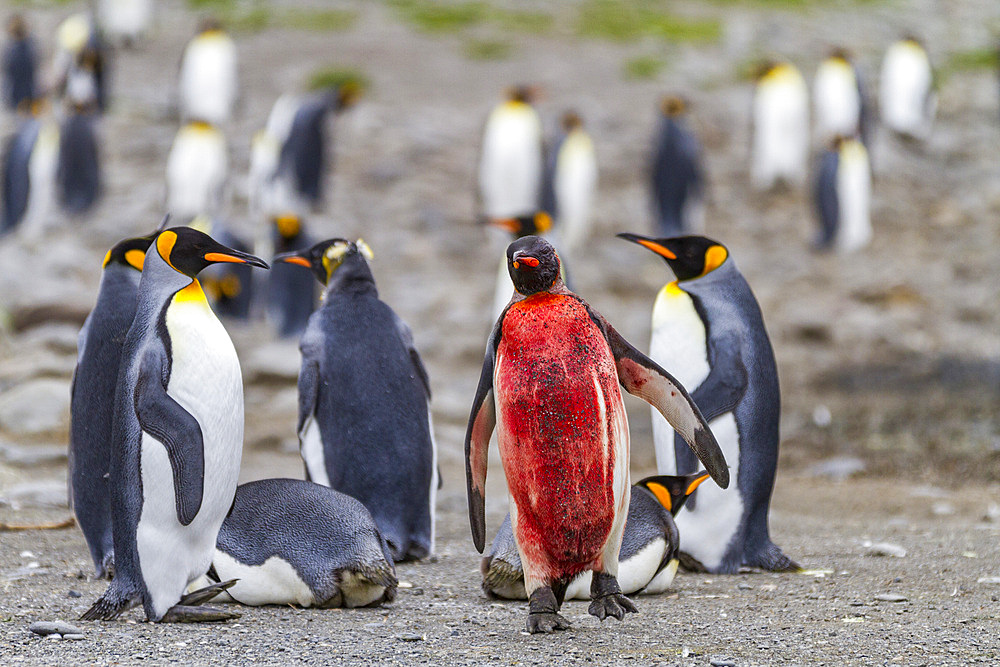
[{"x1": 526, "y1": 586, "x2": 571, "y2": 634}]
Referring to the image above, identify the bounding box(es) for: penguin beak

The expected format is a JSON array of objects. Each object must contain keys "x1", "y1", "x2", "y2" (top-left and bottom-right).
[
  {"x1": 616, "y1": 233, "x2": 677, "y2": 260},
  {"x1": 204, "y1": 248, "x2": 269, "y2": 269},
  {"x1": 274, "y1": 251, "x2": 311, "y2": 268},
  {"x1": 511, "y1": 252, "x2": 540, "y2": 270},
  {"x1": 490, "y1": 218, "x2": 521, "y2": 234}
]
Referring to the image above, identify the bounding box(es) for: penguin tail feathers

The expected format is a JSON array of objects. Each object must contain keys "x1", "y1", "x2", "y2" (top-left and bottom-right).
[
  {"x1": 481, "y1": 556, "x2": 525, "y2": 599},
  {"x1": 747, "y1": 542, "x2": 801, "y2": 573},
  {"x1": 80, "y1": 585, "x2": 140, "y2": 621},
  {"x1": 356, "y1": 561, "x2": 398, "y2": 593}
]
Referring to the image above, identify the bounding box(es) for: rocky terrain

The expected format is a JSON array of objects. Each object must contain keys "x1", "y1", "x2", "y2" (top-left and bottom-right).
[{"x1": 0, "y1": 0, "x2": 998, "y2": 663}]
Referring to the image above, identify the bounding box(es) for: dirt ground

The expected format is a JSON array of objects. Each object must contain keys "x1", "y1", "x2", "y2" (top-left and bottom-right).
[{"x1": 1, "y1": 0, "x2": 999, "y2": 664}]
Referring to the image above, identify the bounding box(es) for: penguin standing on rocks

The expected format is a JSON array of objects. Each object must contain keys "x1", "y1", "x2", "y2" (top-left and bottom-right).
[
  {"x1": 751, "y1": 61, "x2": 809, "y2": 190},
  {"x1": 195, "y1": 478, "x2": 398, "y2": 608},
  {"x1": 165, "y1": 120, "x2": 228, "y2": 220},
  {"x1": 266, "y1": 213, "x2": 315, "y2": 338},
  {"x1": 813, "y1": 48, "x2": 871, "y2": 147},
  {"x1": 483, "y1": 472, "x2": 711, "y2": 600},
  {"x1": 477, "y1": 85, "x2": 543, "y2": 221},
  {"x1": 70, "y1": 226, "x2": 162, "y2": 578},
  {"x1": 540, "y1": 111, "x2": 597, "y2": 263},
  {"x1": 178, "y1": 18, "x2": 237, "y2": 126},
  {"x1": 880, "y1": 36, "x2": 936, "y2": 141},
  {"x1": 3, "y1": 15, "x2": 37, "y2": 112},
  {"x1": 649, "y1": 95, "x2": 704, "y2": 237},
  {"x1": 465, "y1": 235, "x2": 728, "y2": 633},
  {"x1": 275, "y1": 238, "x2": 437, "y2": 562},
  {"x1": 82, "y1": 227, "x2": 268, "y2": 623},
  {"x1": 617, "y1": 233, "x2": 798, "y2": 574},
  {"x1": 814, "y1": 135, "x2": 871, "y2": 253}
]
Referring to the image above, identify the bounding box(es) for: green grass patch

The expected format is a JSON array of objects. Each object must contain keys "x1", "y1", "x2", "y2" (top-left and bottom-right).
[
  {"x1": 281, "y1": 8, "x2": 358, "y2": 32},
  {"x1": 186, "y1": 0, "x2": 236, "y2": 9},
  {"x1": 488, "y1": 8, "x2": 554, "y2": 34},
  {"x1": 944, "y1": 48, "x2": 998, "y2": 72},
  {"x1": 463, "y1": 38, "x2": 512, "y2": 60},
  {"x1": 387, "y1": 0, "x2": 488, "y2": 34},
  {"x1": 623, "y1": 55, "x2": 665, "y2": 80},
  {"x1": 307, "y1": 67, "x2": 370, "y2": 94},
  {"x1": 575, "y1": 0, "x2": 721, "y2": 44},
  {"x1": 223, "y1": 6, "x2": 272, "y2": 32}
]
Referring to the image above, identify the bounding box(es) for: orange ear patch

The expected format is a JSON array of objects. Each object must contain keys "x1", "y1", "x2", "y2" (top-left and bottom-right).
[
  {"x1": 156, "y1": 231, "x2": 178, "y2": 271},
  {"x1": 701, "y1": 245, "x2": 728, "y2": 275},
  {"x1": 645, "y1": 482, "x2": 673, "y2": 512}
]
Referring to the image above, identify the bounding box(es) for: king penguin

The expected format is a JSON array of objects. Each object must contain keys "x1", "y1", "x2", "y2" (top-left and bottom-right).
[
  {"x1": 275, "y1": 238, "x2": 438, "y2": 562},
  {"x1": 3, "y1": 15, "x2": 38, "y2": 112},
  {"x1": 165, "y1": 120, "x2": 228, "y2": 220},
  {"x1": 539, "y1": 111, "x2": 597, "y2": 264},
  {"x1": 618, "y1": 233, "x2": 798, "y2": 574},
  {"x1": 266, "y1": 213, "x2": 315, "y2": 338},
  {"x1": 814, "y1": 135, "x2": 872, "y2": 253},
  {"x1": 178, "y1": 17, "x2": 238, "y2": 126},
  {"x1": 188, "y1": 215, "x2": 255, "y2": 321},
  {"x1": 880, "y1": 36, "x2": 936, "y2": 141},
  {"x1": 483, "y1": 472, "x2": 712, "y2": 600},
  {"x1": 649, "y1": 95, "x2": 705, "y2": 237},
  {"x1": 751, "y1": 61, "x2": 810, "y2": 191},
  {"x1": 813, "y1": 48, "x2": 871, "y2": 147},
  {"x1": 477, "y1": 85, "x2": 543, "y2": 221},
  {"x1": 70, "y1": 225, "x2": 163, "y2": 578},
  {"x1": 488, "y1": 211, "x2": 555, "y2": 320},
  {"x1": 465, "y1": 235, "x2": 728, "y2": 633},
  {"x1": 58, "y1": 102, "x2": 102, "y2": 215},
  {"x1": 1, "y1": 108, "x2": 60, "y2": 239},
  {"x1": 81, "y1": 227, "x2": 268, "y2": 623},
  {"x1": 98, "y1": 0, "x2": 153, "y2": 48},
  {"x1": 194, "y1": 478, "x2": 398, "y2": 608}
]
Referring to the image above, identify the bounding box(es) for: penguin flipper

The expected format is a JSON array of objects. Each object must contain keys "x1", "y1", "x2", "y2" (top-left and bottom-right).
[
  {"x1": 394, "y1": 314, "x2": 431, "y2": 399},
  {"x1": 465, "y1": 322, "x2": 501, "y2": 553},
  {"x1": 690, "y1": 335, "x2": 748, "y2": 422},
  {"x1": 134, "y1": 348, "x2": 205, "y2": 526},
  {"x1": 602, "y1": 322, "x2": 729, "y2": 490},
  {"x1": 296, "y1": 326, "x2": 322, "y2": 433}
]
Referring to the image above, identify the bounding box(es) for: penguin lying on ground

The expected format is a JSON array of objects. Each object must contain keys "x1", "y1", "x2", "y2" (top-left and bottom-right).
[
  {"x1": 82, "y1": 227, "x2": 268, "y2": 623},
  {"x1": 465, "y1": 235, "x2": 728, "y2": 633},
  {"x1": 477, "y1": 84, "x2": 542, "y2": 221},
  {"x1": 483, "y1": 472, "x2": 711, "y2": 600},
  {"x1": 539, "y1": 110, "x2": 597, "y2": 264},
  {"x1": 275, "y1": 238, "x2": 437, "y2": 562},
  {"x1": 814, "y1": 135, "x2": 871, "y2": 253},
  {"x1": 880, "y1": 36, "x2": 936, "y2": 141},
  {"x1": 192, "y1": 478, "x2": 397, "y2": 608},
  {"x1": 751, "y1": 61, "x2": 809, "y2": 191},
  {"x1": 617, "y1": 233, "x2": 799, "y2": 574},
  {"x1": 178, "y1": 17, "x2": 237, "y2": 126},
  {"x1": 70, "y1": 223, "x2": 164, "y2": 578},
  {"x1": 649, "y1": 95, "x2": 704, "y2": 237},
  {"x1": 266, "y1": 213, "x2": 315, "y2": 338}
]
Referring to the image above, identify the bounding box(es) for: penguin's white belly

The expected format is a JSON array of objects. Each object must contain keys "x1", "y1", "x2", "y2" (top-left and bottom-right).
[
  {"x1": 426, "y1": 403, "x2": 439, "y2": 555},
  {"x1": 212, "y1": 552, "x2": 315, "y2": 607},
  {"x1": 492, "y1": 253, "x2": 513, "y2": 321},
  {"x1": 813, "y1": 63, "x2": 860, "y2": 141},
  {"x1": 554, "y1": 133, "x2": 597, "y2": 253},
  {"x1": 752, "y1": 77, "x2": 809, "y2": 188},
  {"x1": 673, "y1": 413, "x2": 742, "y2": 571},
  {"x1": 22, "y1": 123, "x2": 59, "y2": 242},
  {"x1": 137, "y1": 298, "x2": 243, "y2": 619},
  {"x1": 880, "y1": 44, "x2": 934, "y2": 137},
  {"x1": 99, "y1": 0, "x2": 152, "y2": 38},
  {"x1": 649, "y1": 286, "x2": 710, "y2": 473},
  {"x1": 300, "y1": 413, "x2": 330, "y2": 486},
  {"x1": 562, "y1": 536, "x2": 669, "y2": 600},
  {"x1": 835, "y1": 140, "x2": 871, "y2": 253},
  {"x1": 479, "y1": 108, "x2": 542, "y2": 219},
  {"x1": 643, "y1": 558, "x2": 679, "y2": 594},
  {"x1": 179, "y1": 38, "x2": 238, "y2": 125},
  {"x1": 166, "y1": 128, "x2": 228, "y2": 219}
]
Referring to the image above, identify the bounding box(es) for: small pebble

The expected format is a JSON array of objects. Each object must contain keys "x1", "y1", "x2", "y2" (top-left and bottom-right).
[
  {"x1": 931, "y1": 502, "x2": 955, "y2": 516},
  {"x1": 863, "y1": 542, "x2": 906, "y2": 558},
  {"x1": 711, "y1": 660, "x2": 736, "y2": 667},
  {"x1": 29, "y1": 621, "x2": 85, "y2": 637},
  {"x1": 976, "y1": 577, "x2": 1000, "y2": 584},
  {"x1": 63, "y1": 634, "x2": 86, "y2": 641},
  {"x1": 410, "y1": 588, "x2": 424, "y2": 596},
  {"x1": 67, "y1": 590, "x2": 82, "y2": 598},
  {"x1": 398, "y1": 633, "x2": 425, "y2": 642},
  {"x1": 45, "y1": 634, "x2": 62, "y2": 640},
  {"x1": 737, "y1": 583, "x2": 753, "y2": 590},
  {"x1": 875, "y1": 594, "x2": 908, "y2": 603}
]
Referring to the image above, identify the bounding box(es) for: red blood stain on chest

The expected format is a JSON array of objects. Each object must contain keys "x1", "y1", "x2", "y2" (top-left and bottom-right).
[{"x1": 495, "y1": 292, "x2": 626, "y2": 576}]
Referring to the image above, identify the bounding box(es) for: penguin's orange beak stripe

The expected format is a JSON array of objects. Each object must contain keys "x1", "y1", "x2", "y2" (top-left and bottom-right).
[
  {"x1": 513, "y1": 256, "x2": 539, "y2": 270},
  {"x1": 636, "y1": 239, "x2": 676, "y2": 260},
  {"x1": 204, "y1": 252, "x2": 249, "y2": 264},
  {"x1": 282, "y1": 257, "x2": 311, "y2": 267},
  {"x1": 686, "y1": 472, "x2": 712, "y2": 496},
  {"x1": 491, "y1": 218, "x2": 520, "y2": 234}
]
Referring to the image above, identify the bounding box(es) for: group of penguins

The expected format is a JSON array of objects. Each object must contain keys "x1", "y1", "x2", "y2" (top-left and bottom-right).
[{"x1": 0, "y1": 8, "x2": 941, "y2": 635}]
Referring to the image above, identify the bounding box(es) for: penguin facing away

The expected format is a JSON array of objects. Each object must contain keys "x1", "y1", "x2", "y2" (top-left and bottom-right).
[
  {"x1": 178, "y1": 18, "x2": 238, "y2": 126},
  {"x1": 880, "y1": 37, "x2": 936, "y2": 141},
  {"x1": 275, "y1": 238, "x2": 438, "y2": 562},
  {"x1": 477, "y1": 85, "x2": 543, "y2": 220},
  {"x1": 465, "y1": 235, "x2": 728, "y2": 634},
  {"x1": 82, "y1": 227, "x2": 268, "y2": 623},
  {"x1": 649, "y1": 95, "x2": 704, "y2": 237},
  {"x1": 266, "y1": 213, "x2": 315, "y2": 338},
  {"x1": 483, "y1": 472, "x2": 711, "y2": 600},
  {"x1": 58, "y1": 105, "x2": 102, "y2": 215},
  {"x1": 540, "y1": 110, "x2": 597, "y2": 260},
  {"x1": 751, "y1": 61, "x2": 810, "y2": 190},
  {"x1": 196, "y1": 478, "x2": 397, "y2": 608},
  {"x1": 617, "y1": 233, "x2": 799, "y2": 574},
  {"x1": 814, "y1": 136, "x2": 871, "y2": 253},
  {"x1": 3, "y1": 14, "x2": 38, "y2": 112},
  {"x1": 70, "y1": 226, "x2": 162, "y2": 578}
]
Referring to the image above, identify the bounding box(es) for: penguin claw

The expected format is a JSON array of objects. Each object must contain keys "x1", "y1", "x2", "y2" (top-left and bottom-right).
[
  {"x1": 159, "y1": 605, "x2": 241, "y2": 623},
  {"x1": 588, "y1": 593, "x2": 638, "y2": 622},
  {"x1": 526, "y1": 612, "x2": 571, "y2": 634}
]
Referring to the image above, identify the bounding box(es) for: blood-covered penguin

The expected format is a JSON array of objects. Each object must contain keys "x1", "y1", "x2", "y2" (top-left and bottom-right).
[{"x1": 465, "y1": 235, "x2": 728, "y2": 634}]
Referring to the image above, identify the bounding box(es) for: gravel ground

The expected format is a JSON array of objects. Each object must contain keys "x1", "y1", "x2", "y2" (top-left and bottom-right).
[{"x1": 1, "y1": 0, "x2": 999, "y2": 664}]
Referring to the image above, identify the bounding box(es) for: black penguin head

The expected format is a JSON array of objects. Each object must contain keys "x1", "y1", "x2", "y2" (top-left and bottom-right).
[
  {"x1": 197, "y1": 15, "x2": 223, "y2": 34},
  {"x1": 489, "y1": 212, "x2": 552, "y2": 239},
  {"x1": 155, "y1": 227, "x2": 268, "y2": 278},
  {"x1": 275, "y1": 237, "x2": 374, "y2": 285},
  {"x1": 660, "y1": 95, "x2": 687, "y2": 117},
  {"x1": 617, "y1": 233, "x2": 729, "y2": 282},
  {"x1": 635, "y1": 472, "x2": 711, "y2": 517},
  {"x1": 506, "y1": 236, "x2": 561, "y2": 296},
  {"x1": 7, "y1": 14, "x2": 28, "y2": 39},
  {"x1": 561, "y1": 111, "x2": 583, "y2": 131},
  {"x1": 101, "y1": 215, "x2": 171, "y2": 272},
  {"x1": 505, "y1": 84, "x2": 536, "y2": 105}
]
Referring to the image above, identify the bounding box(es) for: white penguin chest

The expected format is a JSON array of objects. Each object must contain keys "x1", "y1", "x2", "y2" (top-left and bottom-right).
[{"x1": 650, "y1": 284, "x2": 710, "y2": 391}]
